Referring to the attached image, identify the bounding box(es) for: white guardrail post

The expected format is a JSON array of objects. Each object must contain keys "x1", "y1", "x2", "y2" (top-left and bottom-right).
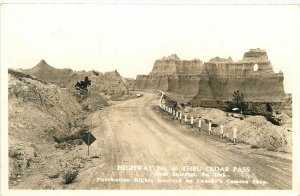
[
  {"x1": 233, "y1": 127, "x2": 237, "y2": 145},
  {"x1": 198, "y1": 118, "x2": 201, "y2": 131},
  {"x1": 208, "y1": 122, "x2": 212, "y2": 135},
  {"x1": 220, "y1": 125, "x2": 224, "y2": 139}
]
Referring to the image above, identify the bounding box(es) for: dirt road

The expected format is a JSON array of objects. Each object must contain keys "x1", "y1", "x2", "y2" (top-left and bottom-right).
[{"x1": 70, "y1": 92, "x2": 292, "y2": 190}]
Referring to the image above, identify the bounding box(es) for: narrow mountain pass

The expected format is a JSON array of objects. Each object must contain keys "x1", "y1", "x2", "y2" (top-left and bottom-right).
[{"x1": 69, "y1": 92, "x2": 292, "y2": 189}]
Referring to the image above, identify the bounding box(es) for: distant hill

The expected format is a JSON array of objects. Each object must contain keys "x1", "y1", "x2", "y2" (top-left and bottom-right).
[
  {"x1": 21, "y1": 60, "x2": 74, "y2": 88},
  {"x1": 19, "y1": 60, "x2": 131, "y2": 101}
]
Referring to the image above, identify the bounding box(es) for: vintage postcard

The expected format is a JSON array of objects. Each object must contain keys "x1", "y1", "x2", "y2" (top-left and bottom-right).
[{"x1": 1, "y1": 2, "x2": 300, "y2": 196}]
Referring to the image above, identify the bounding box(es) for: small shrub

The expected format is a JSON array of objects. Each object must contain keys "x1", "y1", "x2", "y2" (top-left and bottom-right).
[
  {"x1": 54, "y1": 143, "x2": 67, "y2": 150},
  {"x1": 48, "y1": 172, "x2": 60, "y2": 179},
  {"x1": 93, "y1": 70, "x2": 99, "y2": 76},
  {"x1": 9, "y1": 150, "x2": 22, "y2": 159},
  {"x1": 227, "y1": 90, "x2": 248, "y2": 112},
  {"x1": 265, "y1": 113, "x2": 280, "y2": 126},
  {"x1": 62, "y1": 169, "x2": 79, "y2": 184},
  {"x1": 211, "y1": 123, "x2": 219, "y2": 127},
  {"x1": 266, "y1": 103, "x2": 273, "y2": 113},
  {"x1": 53, "y1": 135, "x2": 66, "y2": 143},
  {"x1": 251, "y1": 145, "x2": 259, "y2": 149}
]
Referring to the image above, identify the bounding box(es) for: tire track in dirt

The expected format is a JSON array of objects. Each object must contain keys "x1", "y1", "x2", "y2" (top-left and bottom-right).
[{"x1": 69, "y1": 92, "x2": 291, "y2": 189}]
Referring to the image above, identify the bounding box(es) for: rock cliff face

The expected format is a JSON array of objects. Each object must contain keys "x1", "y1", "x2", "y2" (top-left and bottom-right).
[
  {"x1": 193, "y1": 49, "x2": 285, "y2": 102},
  {"x1": 134, "y1": 49, "x2": 285, "y2": 103},
  {"x1": 150, "y1": 54, "x2": 204, "y2": 75},
  {"x1": 135, "y1": 54, "x2": 205, "y2": 98}
]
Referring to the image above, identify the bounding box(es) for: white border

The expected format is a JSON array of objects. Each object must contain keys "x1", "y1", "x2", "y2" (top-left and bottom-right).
[{"x1": 1, "y1": 1, "x2": 300, "y2": 196}]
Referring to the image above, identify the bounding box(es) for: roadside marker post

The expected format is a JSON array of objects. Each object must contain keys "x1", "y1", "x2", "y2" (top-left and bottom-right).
[
  {"x1": 198, "y1": 119, "x2": 201, "y2": 131},
  {"x1": 208, "y1": 122, "x2": 212, "y2": 135},
  {"x1": 191, "y1": 116, "x2": 194, "y2": 128},
  {"x1": 220, "y1": 125, "x2": 224, "y2": 139},
  {"x1": 82, "y1": 131, "x2": 96, "y2": 157},
  {"x1": 233, "y1": 127, "x2": 237, "y2": 145},
  {"x1": 179, "y1": 113, "x2": 182, "y2": 122},
  {"x1": 184, "y1": 114, "x2": 187, "y2": 124}
]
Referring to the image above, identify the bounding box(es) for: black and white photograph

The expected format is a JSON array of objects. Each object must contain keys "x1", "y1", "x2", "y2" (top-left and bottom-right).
[{"x1": 1, "y1": 1, "x2": 300, "y2": 195}]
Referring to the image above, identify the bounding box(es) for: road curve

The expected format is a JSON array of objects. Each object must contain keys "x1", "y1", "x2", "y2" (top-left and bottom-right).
[{"x1": 70, "y1": 92, "x2": 292, "y2": 190}]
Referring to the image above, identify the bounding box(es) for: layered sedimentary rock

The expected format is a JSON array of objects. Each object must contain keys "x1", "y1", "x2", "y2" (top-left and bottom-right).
[
  {"x1": 134, "y1": 49, "x2": 285, "y2": 103},
  {"x1": 150, "y1": 54, "x2": 204, "y2": 75},
  {"x1": 134, "y1": 54, "x2": 204, "y2": 98},
  {"x1": 21, "y1": 60, "x2": 129, "y2": 97}
]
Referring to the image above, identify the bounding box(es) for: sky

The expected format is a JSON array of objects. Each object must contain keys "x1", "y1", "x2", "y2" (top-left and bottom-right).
[{"x1": 1, "y1": 4, "x2": 300, "y2": 93}]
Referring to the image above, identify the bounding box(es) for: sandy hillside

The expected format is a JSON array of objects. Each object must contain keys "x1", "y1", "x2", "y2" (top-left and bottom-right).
[
  {"x1": 8, "y1": 70, "x2": 93, "y2": 189},
  {"x1": 181, "y1": 106, "x2": 292, "y2": 153}
]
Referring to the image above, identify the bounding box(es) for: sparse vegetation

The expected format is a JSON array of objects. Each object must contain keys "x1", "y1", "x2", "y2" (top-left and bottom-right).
[
  {"x1": 265, "y1": 112, "x2": 280, "y2": 126},
  {"x1": 251, "y1": 145, "x2": 259, "y2": 149},
  {"x1": 266, "y1": 103, "x2": 273, "y2": 113},
  {"x1": 62, "y1": 169, "x2": 79, "y2": 184},
  {"x1": 92, "y1": 70, "x2": 99, "y2": 76},
  {"x1": 53, "y1": 127, "x2": 89, "y2": 144},
  {"x1": 75, "y1": 76, "x2": 91, "y2": 95},
  {"x1": 227, "y1": 90, "x2": 248, "y2": 112}
]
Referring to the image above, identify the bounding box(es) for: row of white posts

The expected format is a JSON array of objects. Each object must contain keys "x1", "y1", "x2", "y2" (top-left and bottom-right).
[{"x1": 159, "y1": 103, "x2": 238, "y2": 145}]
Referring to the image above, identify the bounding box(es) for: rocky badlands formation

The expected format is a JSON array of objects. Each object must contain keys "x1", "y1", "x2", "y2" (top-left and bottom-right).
[
  {"x1": 19, "y1": 60, "x2": 137, "y2": 110},
  {"x1": 8, "y1": 69, "x2": 83, "y2": 187},
  {"x1": 21, "y1": 60, "x2": 129, "y2": 98},
  {"x1": 134, "y1": 49, "x2": 286, "y2": 108},
  {"x1": 8, "y1": 59, "x2": 139, "y2": 188}
]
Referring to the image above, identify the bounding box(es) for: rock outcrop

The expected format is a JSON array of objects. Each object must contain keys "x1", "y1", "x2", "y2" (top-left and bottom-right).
[
  {"x1": 20, "y1": 61, "x2": 130, "y2": 102},
  {"x1": 150, "y1": 54, "x2": 204, "y2": 75},
  {"x1": 8, "y1": 69, "x2": 82, "y2": 181},
  {"x1": 134, "y1": 49, "x2": 286, "y2": 104},
  {"x1": 135, "y1": 54, "x2": 205, "y2": 98},
  {"x1": 21, "y1": 59, "x2": 74, "y2": 88}
]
